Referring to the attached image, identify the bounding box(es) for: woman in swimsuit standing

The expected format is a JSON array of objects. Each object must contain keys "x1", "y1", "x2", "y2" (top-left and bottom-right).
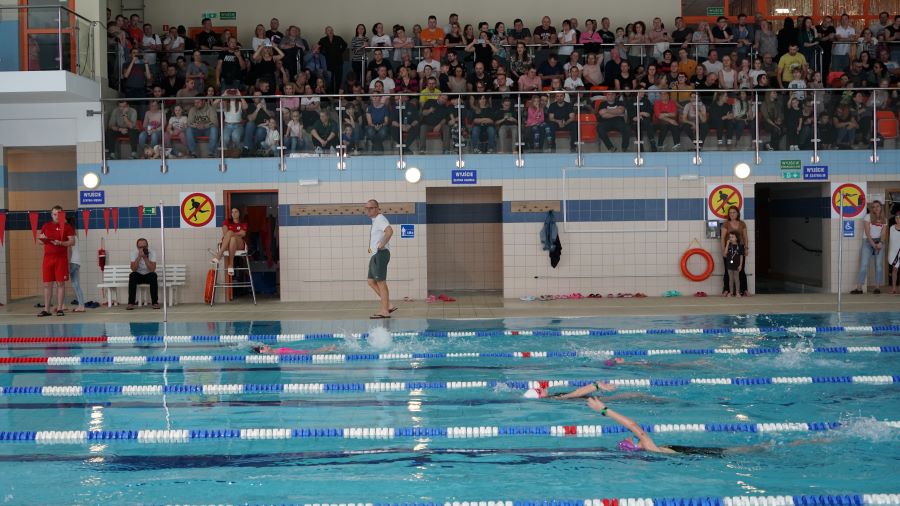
[{"x1": 721, "y1": 205, "x2": 749, "y2": 296}]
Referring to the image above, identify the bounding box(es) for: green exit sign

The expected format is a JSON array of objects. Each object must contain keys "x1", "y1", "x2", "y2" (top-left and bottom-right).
[
  {"x1": 782, "y1": 169, "x2": 801, "y2": 179},
  {"x1": 780, "y1": 159, "x2": 801, "y2": 170},
  {"x1": 143, "y1": 206, "x2": 157, "y2": 216},
  {"x1": 219, "y1": 11, "x2": 236, "y2": 21},
  {"x1": 201, "y1": 12, "x2": 217, "y2": 19},
  {"x1": 706, "y1": 7, "x2": 725, "y2": 16}
]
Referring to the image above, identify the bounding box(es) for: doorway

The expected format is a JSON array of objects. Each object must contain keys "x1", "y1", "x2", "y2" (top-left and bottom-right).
[
  {"x1": 755, "y1": 182, "x2": 827, "y2": 293},
  {"x1": 224, "y1": 190, "x2": 279, "y2": 300},
  {"x1": 425, "y1": 186, "x2": 503, "y2": 294}
]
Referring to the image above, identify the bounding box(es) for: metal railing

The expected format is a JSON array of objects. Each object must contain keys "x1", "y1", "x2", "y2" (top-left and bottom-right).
[
  {"x1": 0, "y1": 5, "x2": 100, "y2": 80},
  {"x1": 96, "y1": 85, "x2": 896, "y2": 174}
]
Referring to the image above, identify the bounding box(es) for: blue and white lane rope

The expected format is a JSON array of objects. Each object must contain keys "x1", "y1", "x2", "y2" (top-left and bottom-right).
[
  {"x1": 3, "y1": 324, "x2": 892, "y2": 345},
  {"x1": 3, "y1": 419, "x2": 899, "y2": 444},
  {"x1": 3, "y1": 375, "x2": 897, "y2": 397},
  {"x1": 172, "y1": 494, "x2": 900, "y2": 506},
  {"x1": 18, "y1": 345, "x2": 900, "y2": 367}
]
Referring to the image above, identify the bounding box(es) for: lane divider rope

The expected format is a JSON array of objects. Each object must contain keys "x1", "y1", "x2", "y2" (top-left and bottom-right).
[
  {"x1": 2, "y1": 419, "x2": 898, "y2": 444},
  {"x1": 3, "y1": 375, "x2": 897, "y2": 397},
  {"x1": 2, "y1": 345, "x2": 898, "y2": 366},
  {"x1": 1, "y1": 324, "x2": 898, "y2": 345},
  {"x1": 172, "y1": 494, "x2": 900, "y2": 506}
]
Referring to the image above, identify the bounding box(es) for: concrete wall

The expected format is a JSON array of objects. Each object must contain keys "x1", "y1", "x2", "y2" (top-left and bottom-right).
[{"x1": 142, "y1": 0, "x2": 682, "y2": 48}]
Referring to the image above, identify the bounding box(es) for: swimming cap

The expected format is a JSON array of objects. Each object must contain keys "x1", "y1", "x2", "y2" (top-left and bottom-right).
[
  {"x1": 604, "y1": 359, "x2": 617, "y2": 367},
  {"x1": 617, "y1": 437, "x2": 642, "y2": 452},
  {"x1": 522, "y1": 387, "x2": 547, "y2": 399}
]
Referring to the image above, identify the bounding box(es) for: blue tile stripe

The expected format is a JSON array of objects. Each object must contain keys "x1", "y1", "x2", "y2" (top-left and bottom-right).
[{"x1": 2, "y1": 199, "x2": 759, "y2": 229}]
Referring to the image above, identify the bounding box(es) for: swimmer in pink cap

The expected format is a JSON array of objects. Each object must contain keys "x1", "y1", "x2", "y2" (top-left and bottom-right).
[
  {"x1": 251, "y1": 344, "x2": 338, "y2": 355},
  {"x1": 523, "y1": 379, "x2": 617, "y2": 399},
  {"x1": 587, "y1": 398, "x2": 772, "y2": 456}
]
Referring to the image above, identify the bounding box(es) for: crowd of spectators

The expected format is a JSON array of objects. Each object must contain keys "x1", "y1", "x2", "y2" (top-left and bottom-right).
[{"x1": 104, "y1": 10, "x2": 900, "y2": 159}]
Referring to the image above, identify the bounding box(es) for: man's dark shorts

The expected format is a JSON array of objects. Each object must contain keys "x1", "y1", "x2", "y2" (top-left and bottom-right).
[{"x1": 367, "y1": 249, "x2": 390, "y2": 281}]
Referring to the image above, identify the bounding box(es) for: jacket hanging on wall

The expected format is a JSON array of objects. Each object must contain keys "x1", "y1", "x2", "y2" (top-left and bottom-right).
[{"x1": 540, "y1": 210, "x2": 563, "y2": 268}]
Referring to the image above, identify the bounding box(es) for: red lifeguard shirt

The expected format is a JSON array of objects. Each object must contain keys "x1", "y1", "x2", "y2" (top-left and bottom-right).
[
  {"x1": 41, "y1": 221, "x2": 75, "y2": 256},
  {"x1": 224, "y1": 219, "x2": 247, "y2": 233}
]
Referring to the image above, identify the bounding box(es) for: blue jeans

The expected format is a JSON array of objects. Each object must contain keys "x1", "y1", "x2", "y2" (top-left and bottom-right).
[
  {"x1": 186, "y1": 127, "x2": 219, "y2": 156},
  {"x1": 471, "y1": 125, "x2": 497, "y2": 151},
  {"x1": 366, "y1": 125, "x2": 390, "y2": 151},
  {"x1": 857, "y1": 240, "x2": 884, "y2": 285},
  {"x1": 223, "y1": 123, "x2": 243, "y2": 149},
  {"x1": 528, "y1": 123, "x2": 553, "y2": 149},
  {"x1": 243, "y1": 123, "x2": 266, "y2": 151},
  {"x1": 138, "y1": 130, "x2": 161, "y2": 148},
  {"x1": 287, "y1": 136, "x2": 306, "y2": 152},
  {"x1": 69, "y1": 262, "x2": 84, "y2": 306}
]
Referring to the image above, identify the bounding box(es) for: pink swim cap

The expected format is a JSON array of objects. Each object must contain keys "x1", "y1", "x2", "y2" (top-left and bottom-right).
[
  {"x1": 617, "y1": 438, "x2": 642, "y2": 451},
  {"x1": 604, "y1": 359, "x2": 617, "y2": 367}
]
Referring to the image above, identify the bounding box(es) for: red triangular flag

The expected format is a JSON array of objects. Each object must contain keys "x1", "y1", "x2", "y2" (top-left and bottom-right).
[
  {"x1": 82, "y1": 209, "x2": 91, "y2": 235},
  {"x1": 103, "y1": 208, "x2": 110, "y2": 233},
  {"x1": 29, "y1": 211, "x2": 39, "y2": 243},
  {"x1": 112, "y1": 207, "x2": 119, "y2": 232},
  {"x1": 137, "y1": 205, "x2": 144, "y2": 227},
  {"x1": 0, "y1": 211, "x2": 6, "y2": 246}
]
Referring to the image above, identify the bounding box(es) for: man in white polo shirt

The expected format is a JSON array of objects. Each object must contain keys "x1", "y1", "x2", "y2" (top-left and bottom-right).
[
  {"x1": 832, "y1": 13, "x2": 856, "y2": 72},
  {"x1": 365, "y1": 199, "x2": 395, "y2": 319}
]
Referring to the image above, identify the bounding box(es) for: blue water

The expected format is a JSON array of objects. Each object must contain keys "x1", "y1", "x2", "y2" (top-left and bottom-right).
[{"x1": 0, "y1": 312, "x2": 898, "y2": 504}]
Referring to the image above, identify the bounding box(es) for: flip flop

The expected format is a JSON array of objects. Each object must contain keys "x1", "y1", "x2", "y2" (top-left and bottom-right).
[
  {"x1": 694, "y1": 291, "x2": 707, "y2": 297},
  {"x1": 37, "y1": 311, "x2": 51, "y2": 317},
  {"x1": 389, "y1": 307, "x2": 399, "y2": 313},
  {"x1": 369, "y1": 314, "x2": 391, "y2": 319},
  {"x1": 403, "y1": 297, "x2": 414, "y2": 302},
  {"x1": 634, "y1": 293, "x2": 647, "y2": 298},
  {"x1": 55, "y1": 310, "x2": 65, "y2": 316},
  {"x1": 72, "y1": 308, "x2": 86, "y2": 312},
  {"x1": 663, "y1": 290, "x2": 681, "y2": 297},
  {"x1": 426, "y1": 295, "x2": 437, "y2": 303},
  {"x1": 520, "y1": 296, "x2": 536, "y2": 301},
  {"x1": 438, "y1": 294, "x2": 456, "y2": 302}
]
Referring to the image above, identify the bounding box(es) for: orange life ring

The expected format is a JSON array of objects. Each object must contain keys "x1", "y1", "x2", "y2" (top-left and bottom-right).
[{"x1": 680, "y1": 248, "x2": 714, "y2": 282}]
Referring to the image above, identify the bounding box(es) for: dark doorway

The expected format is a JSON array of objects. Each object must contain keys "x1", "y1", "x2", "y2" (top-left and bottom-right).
[
  {"x1": 755, "y1": 182, "x2": 827, "y2": 293},
  {"x1": 225, "y1": 190, "x2": 279, "y2": 299}
]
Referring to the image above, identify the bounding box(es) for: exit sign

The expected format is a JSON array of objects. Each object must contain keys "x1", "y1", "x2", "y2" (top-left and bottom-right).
[
  {"x1": 780, "y1": 159, "x2": 801, "y2": 170},
  {"x1": 706, "y1": 6, "x2": 725, "y2": 16},
  {"x1": 782, "y1": 169, "x2": 801, "y2": 179},
  {"x1": 219, "y1": 11, "x2": 236, "y2": 21},
  {"x1": 143, "y1": 206, "x2": 157, "y2": 216}
]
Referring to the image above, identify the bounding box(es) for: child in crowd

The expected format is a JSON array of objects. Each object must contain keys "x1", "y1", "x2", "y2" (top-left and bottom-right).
[
  {"x1": 260, "y1": 117, "x2": 281, "y2": 156},
  {"x1": 285, "y1": 109, "x2": 306, "y2": 154},
  {"x1": 787, "y1": 68, "x2": 807, "y2": 103},
  {"x1": 724, "y1": 231, "x2": 744, "y2": 297}
]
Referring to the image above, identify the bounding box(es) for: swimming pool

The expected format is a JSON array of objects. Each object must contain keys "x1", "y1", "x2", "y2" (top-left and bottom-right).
[{"x1": 1, "y1": 312, "x2": 898, "y2": 504}]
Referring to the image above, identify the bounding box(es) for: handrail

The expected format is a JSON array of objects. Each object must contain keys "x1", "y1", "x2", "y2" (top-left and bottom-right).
[
  {"x1": 0, "y1": 5, "x2": 100, "y2": 27},
  {"x1": 791, "y1": 239, "x2": 823, "y2": 254}
]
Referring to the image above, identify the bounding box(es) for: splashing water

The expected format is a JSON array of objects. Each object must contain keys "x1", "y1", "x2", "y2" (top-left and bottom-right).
[
  {"x1": 772, "y1": 339, "x2": 815, "y2": 368},
  {"x1": 837, "y1": 416, "x2": 899, "y2": 443},
  {"x1": 367, "y1": 327, "x2": 394, "y2": 351}
]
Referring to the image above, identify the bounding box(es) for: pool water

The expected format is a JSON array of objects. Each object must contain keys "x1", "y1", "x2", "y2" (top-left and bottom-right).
[{"x1": 0, "y1": 312, "x2": 898, "y2": 504}]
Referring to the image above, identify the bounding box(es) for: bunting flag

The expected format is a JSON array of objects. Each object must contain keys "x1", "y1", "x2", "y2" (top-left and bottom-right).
[
  {"x1": 29, "y1": 211, "x2": 39, "y2": 243},
  {"x1": 0, "y1": 211, "x2": 6, "y2": 246},
  {"x1": 137, "y1": 205, "x2": 144, "y2": 227},
  {"x1": 112, "y1": 207, "x2": 119, "y2": 232},
  {"x1": 82, "y1": 209, "x2": 91, "y2": 235},
  {"x1": 103, "y1": 208, "x2": 110, "y2": 233}
]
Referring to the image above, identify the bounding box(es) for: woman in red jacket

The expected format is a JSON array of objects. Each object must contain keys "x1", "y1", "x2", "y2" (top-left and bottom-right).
[{"x1": 211, "y1": 207, "x2": 248, "y2": 276}]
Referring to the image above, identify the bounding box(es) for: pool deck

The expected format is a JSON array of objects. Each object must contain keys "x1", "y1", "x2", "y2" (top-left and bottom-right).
[{"x1": 1, "y1": 292, "x2": 897, "y2": 324}]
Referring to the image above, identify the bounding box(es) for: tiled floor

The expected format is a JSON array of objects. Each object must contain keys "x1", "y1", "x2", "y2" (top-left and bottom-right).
[{"x1": 2, "y1": 290, "x2": 896, "y2": 325}]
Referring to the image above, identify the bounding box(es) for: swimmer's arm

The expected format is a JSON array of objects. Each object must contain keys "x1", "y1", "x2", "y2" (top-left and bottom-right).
[
  {"x1": 586, "y1": 398, "x2": 673, "y2": 454},
  {"x1": 554, "y1": 381, "x2": 616, "y2": 399},
  {"x1": 311, "y1": 345, "x2": 338, "y2": 354}
]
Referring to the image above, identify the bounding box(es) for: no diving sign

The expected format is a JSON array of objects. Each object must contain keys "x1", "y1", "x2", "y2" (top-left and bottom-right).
[
  {"x1": 180, "y1": 192, "x2": 216, "y2": 228},
  {"x1": 707, "y1": 184, "x2": 744, "y2": 220}
]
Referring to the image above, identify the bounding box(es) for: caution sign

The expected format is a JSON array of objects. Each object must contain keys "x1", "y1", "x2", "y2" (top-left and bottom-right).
[
  {"x1": 707, "y1": 184, "x2": 744, "y2": 220},
  {"x1": 830, "y1": 182, "x2": 867, "y2": 219},
  {"x1": 180, "y1": 191, "x2": 216, "y2": 228}
]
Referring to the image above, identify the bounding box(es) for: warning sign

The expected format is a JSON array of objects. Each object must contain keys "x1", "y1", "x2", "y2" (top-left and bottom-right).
[
  {"x1": 180, "y1": 192, "x2": 216, "y2": 228},
  {"x1": 830, "y1": 183, "x2": 866, "y2": 219},
  {"x1": 707, "y1": 184, "x2": 744, "y2": 220}
]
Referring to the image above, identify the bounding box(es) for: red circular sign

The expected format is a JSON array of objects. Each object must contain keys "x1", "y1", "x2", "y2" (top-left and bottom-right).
[
  {"x1": 831, "y1": 183, "x2": 866, "y2": 218},
  {"x1": 180, "y1": 192, "x2": 215, "y2": 227},
  {"x1": 708, "y1": 184, "x2": 743, "y2": 219}
]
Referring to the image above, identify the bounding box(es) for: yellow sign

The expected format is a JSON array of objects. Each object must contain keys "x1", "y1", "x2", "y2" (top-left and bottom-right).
[{"x1": 180, "y1": 192, "x2": 215, "y2": 228}]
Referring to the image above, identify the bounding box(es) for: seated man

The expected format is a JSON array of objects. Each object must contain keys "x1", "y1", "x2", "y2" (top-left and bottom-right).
[
  {"x1": 128, "y1": 237, "x2": 159, "y2": 310},
  {"x1": 546, "y1": 91, "x2": 577, "y2": 152},
  {"x1": 597, "y1": 91, "x2": 631, "y2": 152},
  {"x1": 310, "y1": 110, "x2": 339, "y2": 151},
  {"x1": 106, "y1": 99, "x2": 139, "y2": 159},
  {"x1": 185, "y1": 98, "x2": 219, "y2": 157},
  {"x1": 418, "y1": 94, "x2": 451, "y2": 153}
]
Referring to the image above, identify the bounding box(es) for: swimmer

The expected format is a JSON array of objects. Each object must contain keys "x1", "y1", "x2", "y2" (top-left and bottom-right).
[
  {"x1": 251, "y1": 344, "x2": 338, "y2": 355},
  {"x1": 602, "y1": 357, "x2": 712, "y2": 369},
  {"x1": 523, "y1": 379, "x2": 617, "y2": 399},
  {"x1": 586, "y1": 397, "x2": 771, "y2": 456}
]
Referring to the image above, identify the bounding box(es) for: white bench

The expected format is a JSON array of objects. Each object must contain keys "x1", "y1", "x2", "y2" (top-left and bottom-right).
[{"x1": 97, "y1": 264, "x2": 186, "y2": 307}]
